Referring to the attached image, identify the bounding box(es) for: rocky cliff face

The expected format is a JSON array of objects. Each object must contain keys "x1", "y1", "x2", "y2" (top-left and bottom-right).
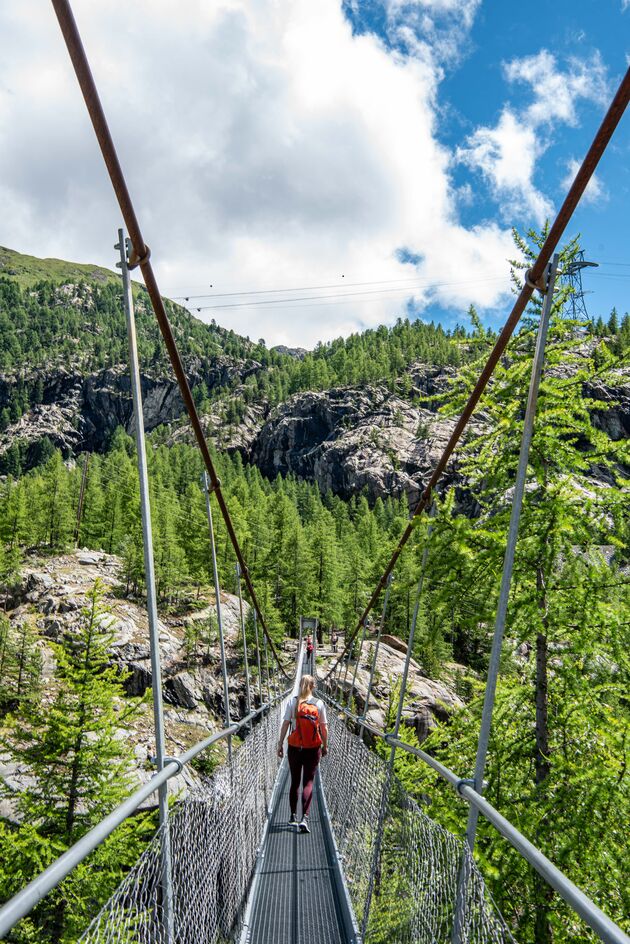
[
  {"x1": 1, "y1": 322, "x2": 628, "y2": 506},
  {"x1": 166, "y1": 358, "x2": 630, "y2": 505},
  {"x1": 248, "y1": 381, "x2": 464, "y2": 505},
  {"x1": 0, "y1": 355, "x2": 261, "y2": 463}
]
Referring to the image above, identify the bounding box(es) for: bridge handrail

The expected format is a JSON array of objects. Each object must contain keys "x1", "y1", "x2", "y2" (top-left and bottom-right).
[
  {"x1": 323, "y1": 694, "x2": 630, "y2": 944},
  {"x1": 0, "y1": 694, "x2": 290, "y2": 940}
]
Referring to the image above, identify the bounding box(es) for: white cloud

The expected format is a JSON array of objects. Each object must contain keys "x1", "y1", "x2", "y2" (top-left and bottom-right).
[
  {"x1": 0, "y1": 0, "x2": 515, "y2": 347},
  {"x1": 561, "y1": 158, "x2": 608, "y2": 205},
  {"x1": 504, "y1": 50, "x2": 608, "y2": 126},
  {"x1": 457, "y1": 50, "x2": 609, "y2": 227},
  {"x1": 457, "y1": 109, "x2": 553, "y2": 225},
  {"x1": 382, "y1": 0, "x2": 482, "y2": 69}
]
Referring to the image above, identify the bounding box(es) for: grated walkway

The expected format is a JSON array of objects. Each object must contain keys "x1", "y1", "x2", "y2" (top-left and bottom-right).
[{"x1": 246, "y1": 765, "x2": 351, "y2": 944}]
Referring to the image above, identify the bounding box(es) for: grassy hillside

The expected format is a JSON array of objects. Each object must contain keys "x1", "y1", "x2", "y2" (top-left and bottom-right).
[{"x1": 0, "y1": 246, "x2": 121, "y2": 291}]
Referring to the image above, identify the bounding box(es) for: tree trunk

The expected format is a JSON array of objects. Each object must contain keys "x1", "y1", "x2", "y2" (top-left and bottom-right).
[
  {"x1": 15, "y1": 625, "x2": 27, "y2": 701},
  {"x1": 49, "y1": 476, "x2": 59, "y2": 548},
  {"x1": 535, "y1": 631, "x2": 550, "y2": 786},
  {"x1": 534, "y1": 567, "x2": 553, "y2": 944}
]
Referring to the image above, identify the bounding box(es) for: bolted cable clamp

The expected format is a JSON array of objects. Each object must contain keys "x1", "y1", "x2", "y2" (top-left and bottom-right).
[
  {"x1": 525, "y1": 266, "x2": 549, "y2": 295},
  {"x1": 150, "y1": 755, "x2": 184, "y2": 774},
  {"x1": 456, "y1": 777, "x2": 475, "y2": 796},
  {"x1": 125, "y1": 236, "x2": 151, "y2": 270},
  {"x1": 456, "y1": 777, "x2": 487, "y2": 796}
]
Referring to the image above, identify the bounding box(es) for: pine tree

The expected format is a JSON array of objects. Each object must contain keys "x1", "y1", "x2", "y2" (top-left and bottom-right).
[
  {"x1": 0, "y1": 581, "x2": 150, "y2": 943},
  {"x1": 607, "y1": 307, "x2": 619, "y2": 335},
  {"x1": 37, "y1": 451, "x2": 73, "y2": 550}
]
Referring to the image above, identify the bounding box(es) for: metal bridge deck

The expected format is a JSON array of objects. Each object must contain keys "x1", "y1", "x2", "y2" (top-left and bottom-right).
[{"x1": 244, "y1": 765, "x2": 353, "y2": 944}]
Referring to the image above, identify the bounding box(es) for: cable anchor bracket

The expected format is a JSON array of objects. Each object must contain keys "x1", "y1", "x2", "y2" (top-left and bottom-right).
[
  {"x1": 525, "y1": 267, "x2": 549, "y2": 295},
  {"x1": 125, "y1": 236, "x2": 151, "y2": 270}
]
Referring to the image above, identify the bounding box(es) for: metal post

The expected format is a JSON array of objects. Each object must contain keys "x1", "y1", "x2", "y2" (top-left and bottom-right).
[
  {"x1": 465, "y1": 255, "x2": 559, "y2": 850},
  {"x1": 202, "y1": 472, "x2": 232, "y2": 749},
  {"x1": 341, "y1": 627, "x2": 353, "y2": 695},
  {"x1": 236, "y1": 562, "x2": 253, "y2": 728},
  {"x1": 253, "y1": 609, "x2": 263, "y2": 704},
  {"x1": 116, "y1": 228, "x2": 173, "y2": 942},
  {"x1": 263, "y1": 631, "x2": 271, "y2": 702},
  {"x1": 359, "y1": 575, "x2": 392, "y2": 741},
  {"x1": 361, "y1": 524, "x2": 432, "y2": 938},
  {"x1": 74, "y1": 452, "x2": 89, "y2": 547},
  {"x1": 389, "y1": 532, "x2": 431, "y2": 750},
  {"x1": 346, "y1": 619, "x2": 367, "y2": 709},
  {"x1": 451, "y1": 255, "x2": 560, "y2": 944}
]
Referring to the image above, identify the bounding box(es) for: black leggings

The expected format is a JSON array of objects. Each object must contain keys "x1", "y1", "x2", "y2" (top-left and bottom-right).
[{"x1": 288, "y1": 746, "x2": 321, "y2": 817}]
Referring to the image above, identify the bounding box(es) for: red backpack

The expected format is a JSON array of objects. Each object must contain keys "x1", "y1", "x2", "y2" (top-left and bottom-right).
[{"x1": 288, "y1": 698, "x2": 322, "y2": 749}]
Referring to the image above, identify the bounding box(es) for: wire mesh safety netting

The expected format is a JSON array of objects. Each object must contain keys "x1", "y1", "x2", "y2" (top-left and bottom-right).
[
  {"x1": 79, "y1": 699, "x2": 287, "y2": 944},
  {"x1": 319, "y1": 700, "x2": 514, "y2": 944}
]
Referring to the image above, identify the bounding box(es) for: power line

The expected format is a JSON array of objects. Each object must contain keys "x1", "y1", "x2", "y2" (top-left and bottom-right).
[
  {"x1": 174, "y1": 272, "x2": 507, "y2": 302},
  {"x1": 175, "y1": 276, "x2": 425, "y2": 301},
  {"x1": 187, "y1": 276, "x2": 507, "y2": 312}
]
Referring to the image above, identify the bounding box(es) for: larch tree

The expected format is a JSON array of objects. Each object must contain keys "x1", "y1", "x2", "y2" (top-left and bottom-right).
[
  {"x1": 0, "y1": 581, "x2": 151, "y2": 944},
  {"x1": 406, "y1": 228, "x2": 630, "y2": 943}
]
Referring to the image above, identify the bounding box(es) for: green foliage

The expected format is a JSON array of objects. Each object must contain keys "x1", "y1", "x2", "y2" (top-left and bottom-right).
[
  {"x1": 0, "y1": 265, "x2": 486, "y2": 442},
  {"x1": 0, "y1": 438, "x2": 412, "y2": 638},
  {"x1": 0, "y1": 582, "x2": 153, "y2": 943},
  {"x1": 0, "y1": 617, "x2": 41, "y2": 716},
  {"x1": 375, "y1": 227, "x2": 630, "y2": 943}
]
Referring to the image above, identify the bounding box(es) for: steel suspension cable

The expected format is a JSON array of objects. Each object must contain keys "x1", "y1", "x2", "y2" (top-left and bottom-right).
[
  {"x1": 325, "y1": 64, "x2": 630, "y2": 681},
  {"x1": 50, "y1": 0, "x2": 288, "y2": 678}
]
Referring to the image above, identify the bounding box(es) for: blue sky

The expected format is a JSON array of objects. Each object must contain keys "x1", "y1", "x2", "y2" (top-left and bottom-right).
[
  {"x1": 0, "y1": 0, "x2": 628, "y2": 344},
  {"x1": 347, "y1": 0, "x2": 630, "y2": 329}
]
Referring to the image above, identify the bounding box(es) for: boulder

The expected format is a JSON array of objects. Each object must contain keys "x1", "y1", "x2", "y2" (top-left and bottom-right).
[
  {"x1": 380, "y1": 634, "x2": 408, "y2": 656},
  {"x1": 123, "y1": 661, "x2": 152, "y2": 697},
  {"x1": 165, "y1": 672, "x2": 202, "y2": 710}
]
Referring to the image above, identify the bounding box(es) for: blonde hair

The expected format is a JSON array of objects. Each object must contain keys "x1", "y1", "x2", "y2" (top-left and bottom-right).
[{"x1": 298, "y1": 675, "x2": 315, "y2": 704}]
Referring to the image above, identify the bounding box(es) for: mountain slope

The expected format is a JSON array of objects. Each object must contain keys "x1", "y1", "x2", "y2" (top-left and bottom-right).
[
  {"x1": 0, "y1": 246, "x2": 628, "y2": 505},
  {"x1": 0, "y1": 246, "x2": 120, "y2": 291}
]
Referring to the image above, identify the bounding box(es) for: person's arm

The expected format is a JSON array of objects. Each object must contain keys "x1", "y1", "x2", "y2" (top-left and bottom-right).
[
  {"x1": 277, "y1": 719, "x2": 290, "y2": 757},
  {"x1": 320, "y1": 723, "x2": 328, "y2": 756}
]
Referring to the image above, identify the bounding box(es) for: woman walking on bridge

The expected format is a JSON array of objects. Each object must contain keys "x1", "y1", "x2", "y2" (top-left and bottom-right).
[{"x1": 277, "y1": 675, "x2": 328, "y2": 833}]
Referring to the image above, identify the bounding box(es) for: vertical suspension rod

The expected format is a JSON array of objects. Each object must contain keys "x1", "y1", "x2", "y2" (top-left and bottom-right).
[
  {"x1": 50, "y1": 0, "x2": 290, "y2": 677},
  {"x1": 359, "y1": 574, "x2": 393, "y2": 742},
  {"x1": 346, "y1": 620, "x2": 367, "y2": 709},
  {"x1": 202, "y1": 472, "x2": 232, "y2": 753},
  {"x1": 116, "y1": 229, "x2": 173, "y2": 942},
  {"x1": 236, "y1": 562, "x2": 253, "y2": 728},
  {"x1": 74, "y1": 453, "x2": 89, "y2": 547},
  {"x1": 465, "y1": 254, "x2": 560, "y2": 851},
  {"x1": 263, "y1": 631, "x2": 271, "y2": 702},
  {"x1": 253, "y1": 610, "x2": 263, "y2": 703},
  {"x1": 361, "y1": 521, "x2": 432, "y2": 938}
]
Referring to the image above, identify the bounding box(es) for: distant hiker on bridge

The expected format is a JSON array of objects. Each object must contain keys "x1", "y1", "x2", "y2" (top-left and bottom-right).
[
  {"x1": 306, "y1": 634, "x2": 314, "y2": 671},
  {"x1": 330, "y1": 630, "x2": 338, "y2": 652},
  {"x1": 277, "y1": 675, "x2": 328, "y2": 833}
]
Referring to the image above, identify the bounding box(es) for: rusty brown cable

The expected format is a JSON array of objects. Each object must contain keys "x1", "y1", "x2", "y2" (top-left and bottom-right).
[
  {"x1": 325, "y1": 64, "x2": 630, "y2": 680},
  {"x1": 50, "y1": 0, "x2": 289, "y2": 677}
]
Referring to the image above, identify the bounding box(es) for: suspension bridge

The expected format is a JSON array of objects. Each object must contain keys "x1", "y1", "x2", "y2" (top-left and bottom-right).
[{"x1": 0, "y1": 2, "x2": 629, "y2": 942}]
